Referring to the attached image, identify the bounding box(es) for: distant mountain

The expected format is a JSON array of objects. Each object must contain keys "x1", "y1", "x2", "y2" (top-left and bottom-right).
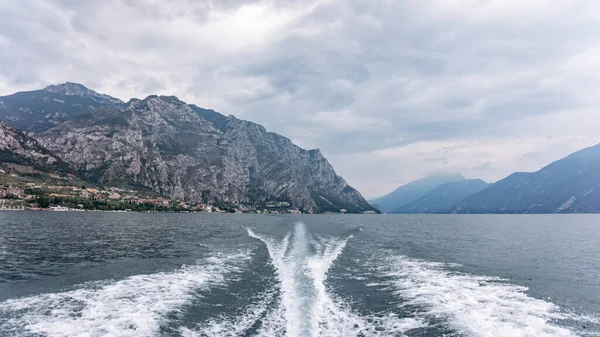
[
  {"x1": 453, "y1": 144, "x2": 600, "y2": 213},
  {"x1": 0, "y1": 121, "x2": 70, "y2": 173},
  {"x1": 0, "y1": 82, "x2": 124, "y2": 131},
  {"x1": 393, "y1": 179, "x2": 490, "y2": 213},
  {"x1": 371, "y1": 173, "x2": 465, "y2": 213},
  {"x1": 4, "y1": 83, "x2": 377, "y2": 213}
]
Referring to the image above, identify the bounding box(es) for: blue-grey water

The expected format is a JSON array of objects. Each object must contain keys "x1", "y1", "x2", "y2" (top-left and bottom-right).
[{"x1": 1, "y1": 212, "x2": 599, "y2": 336}]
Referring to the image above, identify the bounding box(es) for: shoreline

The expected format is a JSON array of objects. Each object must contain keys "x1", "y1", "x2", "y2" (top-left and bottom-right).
[{"x1": 0, "y1": 208, "x2": 357, "y2": 214}]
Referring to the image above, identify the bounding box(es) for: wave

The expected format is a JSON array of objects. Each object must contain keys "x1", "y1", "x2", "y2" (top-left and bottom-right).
[
  {"x1": 381, "y1": 255, "x2": 593, "y2": 337},
  {"x1": 0, "y1": 251, "x2": 250, "y2": 337}
]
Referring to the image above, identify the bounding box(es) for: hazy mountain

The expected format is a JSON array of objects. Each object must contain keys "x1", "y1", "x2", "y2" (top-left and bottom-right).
[
  {"x1": 453, "y1": 143, "x2": 600, "y2": 213},
  {"x1": 10, "y1": 83, "x2": 376, "y2": 213},
  {"x1": 0, "y1": 82, "x2": 124, "y2": 131},
  {"x1": 392, "y1": 179, "x2": 490, "y2": 213},
  {"x1": 0, "y1": 121, "x2": 70, "y2": 173},
  {"x1": 370, "y1": 173, "x2": 465, "y2": 213}
]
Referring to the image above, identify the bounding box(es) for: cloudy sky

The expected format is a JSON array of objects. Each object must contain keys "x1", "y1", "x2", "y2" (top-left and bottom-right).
[{"x1": 2, "y1": 0, "x2": 600, "y2": 197}]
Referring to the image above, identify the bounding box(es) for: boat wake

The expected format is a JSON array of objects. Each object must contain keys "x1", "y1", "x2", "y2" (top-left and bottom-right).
[
  {"x1": 182, "y1": 222, "x2": 423, "y2": 337},
  {"x1": 0, "y1": 251, "x2": 250, "y2": 337},
  {"x1": 245, "y1": 222, "x2": 423, "y2": 337},
  {"x1": 379, "y1": 255, "x2": 600, "y2": 337}
]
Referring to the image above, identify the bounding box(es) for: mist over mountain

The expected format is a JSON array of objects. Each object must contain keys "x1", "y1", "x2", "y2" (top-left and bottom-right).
[
  {"x1": 370, "y1": 173, "x2": 465, "y2": 213},
  {"x1": 392, "y1": 179, "x2": 490, "y2": 214}
]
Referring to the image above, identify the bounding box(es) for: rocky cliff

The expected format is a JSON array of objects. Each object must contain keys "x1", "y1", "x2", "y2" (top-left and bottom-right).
[
  {"x1": 11, "y1": 84, "x2": 376, "y2": 213},
  {"x1": 0, "y1": 121, "x2": 70, "y2": 172}
]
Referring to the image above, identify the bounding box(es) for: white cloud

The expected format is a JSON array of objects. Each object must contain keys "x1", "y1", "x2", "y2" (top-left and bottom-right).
[{"x1": 2, "y1": 0, "x2": 600, "y2": 197}]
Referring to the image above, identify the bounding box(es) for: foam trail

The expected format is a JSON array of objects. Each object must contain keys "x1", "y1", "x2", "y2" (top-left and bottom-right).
[
  {"x1": 180, "y1": 290, "x2": 276, "y2": 337},
  {"x1": 250, "y1": 223, "x2": 341, "y2": 336},
  {"x1": 249, "y1": 224, "x2": 315, "y2": 337},
  {"x1": 289, "y1": 222, "x2": 316, "y2": 335},
  {"x1": 249, "y1": 224, "x2": 426, "y2": 336},
  {"x1": 383, "y1": 255, "x2": 581, "y2": 337},
  {"x1": 248, "y1": 227, "x2": 299, "y2": 336},
  {"x1": 0, "y1": 251, "x2": 249, "y2": 337},
  {"x1": 308, "y1": 235, "x2": 351, "y2": 335}
]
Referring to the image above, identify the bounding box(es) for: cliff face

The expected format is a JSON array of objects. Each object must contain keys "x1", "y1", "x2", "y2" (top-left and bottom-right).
[
  {"x1": 28, "y1": 89, "x2": 374, "y2": 213},
  {"x1": 0, "y1": 121, "x2": 70, "y2": 172}
]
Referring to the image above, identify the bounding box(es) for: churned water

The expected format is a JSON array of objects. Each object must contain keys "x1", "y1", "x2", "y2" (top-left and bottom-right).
[{"x1": 1, "y1": 212, "x2": 599, "y2": 336}]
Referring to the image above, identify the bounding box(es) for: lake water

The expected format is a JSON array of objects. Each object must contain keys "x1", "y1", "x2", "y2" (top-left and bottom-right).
[{"x1": 1, "y1": 212, "x2": 599, "y2": 336}]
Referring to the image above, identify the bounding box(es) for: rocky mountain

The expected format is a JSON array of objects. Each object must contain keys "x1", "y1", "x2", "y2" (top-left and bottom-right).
[
  {"x1": 0, "y1": 121, "x2": 70, "y2": 172},
  {"x1": 392, "y1": 179, "x2": 489, "y2": 213},
  {"x1": 453, "y1": 143, "x2": 600, "y2": 213},
  {"x1": 370, "y1": 173, "x2": 465, "y2": 213},
  {"x1": 8, "y1": 83, "x2": 376, "y2": 213},
  {"x1": 0, "y1": 82, "x2": 123, "y2": 131}
]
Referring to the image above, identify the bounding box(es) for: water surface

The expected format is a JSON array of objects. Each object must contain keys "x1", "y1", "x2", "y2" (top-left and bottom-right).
[{"x1": 1, "y1": 212, "x2": 599, "y2": 336}]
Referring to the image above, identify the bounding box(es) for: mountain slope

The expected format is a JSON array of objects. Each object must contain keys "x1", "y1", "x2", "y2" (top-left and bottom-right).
[
  {"x1": 29, "y1": 88, "x2": 374, "y2": 213},
  {"x1": 371, "y1": 173, "x2": 465, "y2": 213},
  {"x1": 0, "y1": 121, "x2": 70, "y2": 172},
  {"x1": 0, "y1": 82, "x2": 124, "y2": 131},
  {"x1": 453, "y1": 144, "x2": 600, "y2": 213},
  {"x1": 392, "y1": 179, "x2": 490, "y2": 213}
]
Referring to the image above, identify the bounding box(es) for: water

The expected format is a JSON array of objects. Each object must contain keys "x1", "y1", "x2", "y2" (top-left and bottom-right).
[{"x1": 1, "y1": 212, "x2": 599, "y2": 336}]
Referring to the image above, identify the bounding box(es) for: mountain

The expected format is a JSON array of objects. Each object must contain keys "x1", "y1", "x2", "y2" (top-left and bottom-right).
[
  {"x1": 392, "y1": 179, "x2": 490, "y2": 213},
  {"x1": 453, "y1": 144, "x2": 600, "y2": 213},
  {"x1": 371, "y1": 173, "x2": 465, "y2": 213},
  {"x1": 9, "y1": 84, "x2": 377, "y2": 213},
  {"x1": 0, "y1": 82, "x2": 123, "y2": 131},
  {"x1": 0, "y1": 121, "x2": 70, "y2": 173}
]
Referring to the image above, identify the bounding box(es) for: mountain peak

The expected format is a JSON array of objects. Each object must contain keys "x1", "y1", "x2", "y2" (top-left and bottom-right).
[
  {"x1": 127, "y1": 95, "x2": 189, "y2": 113},
  {"x1": 43, "y1": 82, "x2": 123, "y2": 104},
  {"x1": 44, "y1": 82, "x2": 94, "y2": 95},
  {"x1": 371, "y1": 172, "x2": 466, "y2": 213},
  {"x1": 426, "y1": 172, "x2": 465, "y2": 181},
  {"x1": 392, "y1": 178, "x2": 490, "y2": 214}
]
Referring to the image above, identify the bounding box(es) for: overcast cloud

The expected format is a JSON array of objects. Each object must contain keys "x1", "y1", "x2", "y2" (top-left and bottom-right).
[{"x1": 2, "y1": 0, "x2": 600, "y2": 197}]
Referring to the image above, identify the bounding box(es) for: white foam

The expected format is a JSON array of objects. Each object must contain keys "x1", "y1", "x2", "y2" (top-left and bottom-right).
[
  {"x1": 248, "y1": 223, "x2": 426, "y2": 336},
  {"x1": 383, "y1": 255, "x2": 579, "y2": 337},
  {"x1": 248, "y1": 226, "x2": 300, "y2": 336},
  {"x1": 180, "y1": 290, "x2": 276, "y2": 337},
  {"x1": 308, "y1": 235, "x2": 352, "y2": 336},
  {"x1": 0, "y1": 251, "x2": 250, "y2": 337}
]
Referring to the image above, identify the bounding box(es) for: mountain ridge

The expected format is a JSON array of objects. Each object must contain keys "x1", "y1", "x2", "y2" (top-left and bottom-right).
[
  {"x1": 0, "y1": 82, "x2": 125, "y2": 131},
  {"x1": 453, "y1": 143, "x2": 600, "y2": 213},
  {"x1": 371, "y1": 173, "x2": 465, "y2": 213},
  {"x1": 0, "y1": 83, "x2": 375, "y2": 213},
  {"x1": 392, "y1": 179, "x2": 490, "y2": 214}
]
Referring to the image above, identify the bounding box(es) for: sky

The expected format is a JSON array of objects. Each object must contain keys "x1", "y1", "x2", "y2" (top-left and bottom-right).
[{"x1": 2, "y1": 0, "x2": 600, "y2": 198}]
